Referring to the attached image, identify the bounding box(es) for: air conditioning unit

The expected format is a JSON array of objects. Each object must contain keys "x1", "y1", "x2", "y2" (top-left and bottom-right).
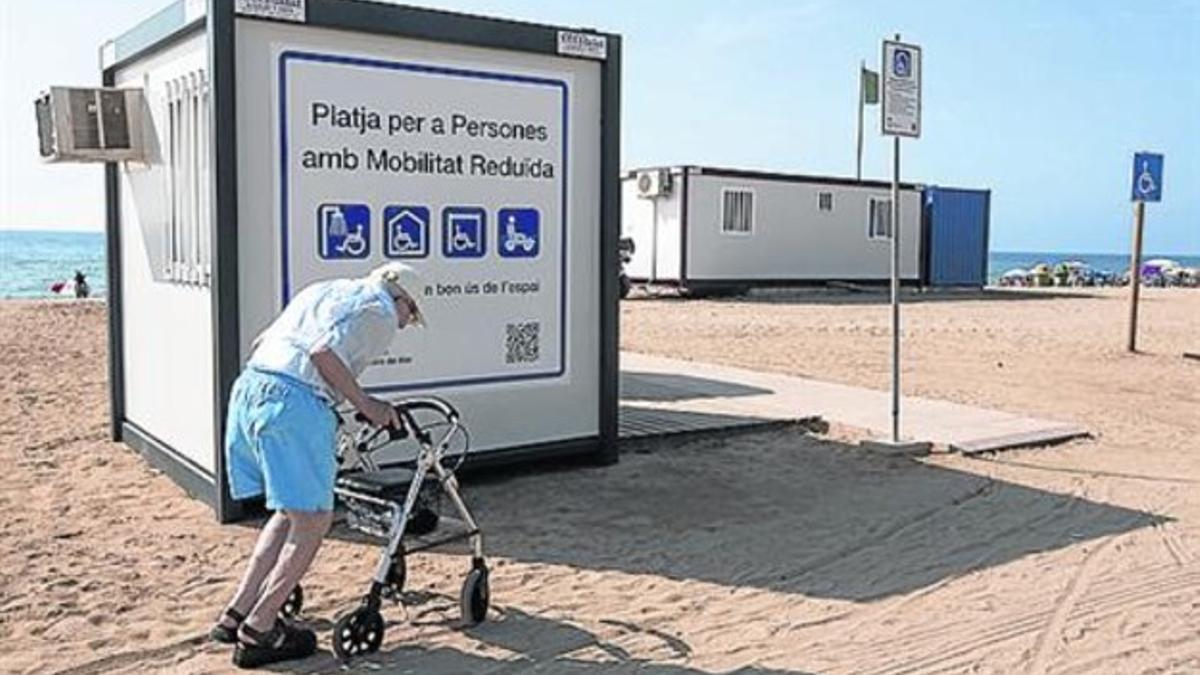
[
  {"x1": 35, "y1": 87, "x2": 146, "y2": 163},
  {"x1": 635, "y1": 169, "x2": 671, "y2": 199}
]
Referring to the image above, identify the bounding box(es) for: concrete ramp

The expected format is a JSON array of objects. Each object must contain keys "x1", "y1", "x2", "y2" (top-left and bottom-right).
[
  {"x1": 620, "y1": 352, "x2": 1088, "y2": 453},
  {"x1": 618, "y1": 406, "x2": 793, "y2": 440}
]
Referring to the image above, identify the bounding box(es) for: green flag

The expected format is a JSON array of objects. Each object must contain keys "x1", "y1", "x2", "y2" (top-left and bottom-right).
[{"x1": 862, "y1": 68, "x2": 879, "y2": 105}]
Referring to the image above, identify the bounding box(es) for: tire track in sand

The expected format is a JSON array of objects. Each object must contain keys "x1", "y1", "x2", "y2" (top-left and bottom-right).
[
  {"x1": 857, "y1": 565, "x2": 1200, "y2": 675},
  {"x1": 1022, "y1": 533, "x2": 1121, "y2": 675}
]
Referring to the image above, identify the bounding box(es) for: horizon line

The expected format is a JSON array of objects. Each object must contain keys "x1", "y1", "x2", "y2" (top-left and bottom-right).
[{"x1": 1, "y1": 228, "x2": 1196, "y2": 258}]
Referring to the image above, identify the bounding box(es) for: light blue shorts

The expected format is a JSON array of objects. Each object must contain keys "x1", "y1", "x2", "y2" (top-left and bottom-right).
[{"x1": 224, "y1": 368, "x2": 337, "y2": 512}]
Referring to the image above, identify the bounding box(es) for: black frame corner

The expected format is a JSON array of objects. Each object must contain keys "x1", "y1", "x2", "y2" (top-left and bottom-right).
[
  {"x1": 102, "y1": 67, "x2": 125, "y2": 443},
  {"x1": 595, "y1": 33, "x2": 622, "y2": 465},
  {"x1": 209, "y1": 0, "x2": 244, "y2": 523}
]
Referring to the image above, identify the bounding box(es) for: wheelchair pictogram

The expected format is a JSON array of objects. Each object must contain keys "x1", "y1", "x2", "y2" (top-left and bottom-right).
[
  {"x1": 384, "y1": 206, "x2": 430, "y2": 259},
  {"x1": 318, "y1": 204, "x2": 371, "y2": 260},
  {"x1": 441, "y1": 207, "x2": 487, "y2": 258}
]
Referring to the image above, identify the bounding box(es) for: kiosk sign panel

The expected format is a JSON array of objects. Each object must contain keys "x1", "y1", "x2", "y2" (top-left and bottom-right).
[{"x1": 278, "y1": 50, "x2": 568, "y2": 392}]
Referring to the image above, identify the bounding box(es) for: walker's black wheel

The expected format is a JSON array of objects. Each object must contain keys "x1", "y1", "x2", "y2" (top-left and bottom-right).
[
  {"x1": 332, "y1": 607, "x2": 385, "y2": 661},
  {"x1": 460, "y1": 566, "x2": 489, "y2": 626},
  {"x1": 380, "y1": 553, "x2": 406, "y2": 601},
  {"x1": 280, "y1": 584, "x2": 303, "y2": 618}
]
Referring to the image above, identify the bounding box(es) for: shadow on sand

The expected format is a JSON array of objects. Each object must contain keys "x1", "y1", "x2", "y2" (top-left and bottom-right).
[
  {"x1": 279, "y1": 606, "x2": 809, "y2": 674},
  {"x1": 239, "y1": 424, "x2": 1160, "y2": 673},
  {"x1": 453, "y1": 426, "x2": 1161, "y2": 602}
]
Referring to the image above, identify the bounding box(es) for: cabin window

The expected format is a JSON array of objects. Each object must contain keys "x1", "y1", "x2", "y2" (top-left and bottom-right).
[
  {"x1": 867, "y1": 197, "x2": 893, "y2": 240},
  {"x1": 163, "y1": 70, "x2": 211, "y2": 285},
  {"x1": 721, "y1": 188, "x2": 755, "y2": 235},
  {"x1": 818, "y1": 191, "x2": 834, "y2": 212}
]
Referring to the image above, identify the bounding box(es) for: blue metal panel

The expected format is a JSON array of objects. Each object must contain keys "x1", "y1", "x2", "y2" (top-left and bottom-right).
[{"x1": 924, "y1": 187, "x2": 990, "y2": 287}]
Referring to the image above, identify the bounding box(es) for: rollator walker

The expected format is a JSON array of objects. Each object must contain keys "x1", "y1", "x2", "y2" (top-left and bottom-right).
[{"x1": 285, "y1": 397, "x2": 489, "y2": 661}]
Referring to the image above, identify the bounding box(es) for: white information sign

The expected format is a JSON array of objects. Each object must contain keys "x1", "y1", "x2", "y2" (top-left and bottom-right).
[
  {"x1": 557, "y1": 31, "x2": 608, "y2": 60},
  {"x1": 278, "y1": 50, "x2": 569, "y2": 392},
  {"x1": 236, "y1": 0, "x2": 306, "y2": 23},
  {"x1": 881, "y1": 40, "x2": 921, "y2": 138}
]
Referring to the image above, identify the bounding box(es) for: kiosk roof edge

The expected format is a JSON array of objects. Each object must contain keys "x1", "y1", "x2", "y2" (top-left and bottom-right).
[
  {"x1": 104, "y1": 0, "x2": 621, "y2": 72},
  {"x1": 323, "y1": 0, "x2": 619, "y2": 39}
]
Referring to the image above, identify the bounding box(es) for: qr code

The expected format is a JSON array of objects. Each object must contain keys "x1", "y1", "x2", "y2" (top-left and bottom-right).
[{"x1": 505, "y1": 321, "x2": 540, "y2": 364}]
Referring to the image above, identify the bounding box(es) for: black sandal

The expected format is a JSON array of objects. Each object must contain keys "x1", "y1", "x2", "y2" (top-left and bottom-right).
[
  {"x1": 211, "y1": 602, "x2": 301, "y2": 645},
  {"x1": 233, "y1": 620, "x2": 318, "y2": 669},
  {"x1": 209, "y1": 607, "x2": 245, "y2": 644}
]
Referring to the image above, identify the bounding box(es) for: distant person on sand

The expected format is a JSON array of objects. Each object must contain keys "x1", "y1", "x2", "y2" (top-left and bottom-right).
[
  {"x1": 73, "y1": 271, "x2": 90, "y2": 299},
  {"x1": 209, "y1": 262, "x2": 424, "y2": 669}
]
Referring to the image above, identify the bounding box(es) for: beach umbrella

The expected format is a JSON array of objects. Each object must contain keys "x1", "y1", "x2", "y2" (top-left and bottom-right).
[{"x1": 1144, "y1": 258, "x2": 1180, "y2": 271}]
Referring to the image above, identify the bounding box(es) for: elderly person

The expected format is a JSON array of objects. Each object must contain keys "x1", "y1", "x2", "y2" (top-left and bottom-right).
[{"x1": 209, "y1": 262, "x2": 424, "y2": 669}]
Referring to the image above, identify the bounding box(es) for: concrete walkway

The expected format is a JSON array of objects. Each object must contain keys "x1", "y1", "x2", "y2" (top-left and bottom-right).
[{"x1": 620, "y1": 352, "x2": 1088, "y2": 453}]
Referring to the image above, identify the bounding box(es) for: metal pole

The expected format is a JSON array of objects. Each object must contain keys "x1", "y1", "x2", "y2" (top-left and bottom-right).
[
  {"x1": 856, "y1": 60, "x2": 865, "y2": 182},
  {"x1": 891, "y1": 134, "x2": 901, "y2": 443},
  {"x1": 1127, "y1": 200, "x2": 1146, "y2": 352},
  {"x1": 887, "y1": 32, "x2": 903, "y2": 443}
]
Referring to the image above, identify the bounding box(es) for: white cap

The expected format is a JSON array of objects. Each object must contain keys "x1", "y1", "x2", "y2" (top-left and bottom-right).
[{"x1": 366, "y1": 262, "x2": 425, "y2": 327}]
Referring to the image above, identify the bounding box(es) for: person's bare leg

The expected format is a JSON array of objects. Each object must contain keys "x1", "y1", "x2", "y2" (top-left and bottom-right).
[
  {"x1": 240, "y1": 510, "x2": 333, "y2": 639},
  {"x1": 214, "y1": 511, "x2": 290, "y2": 630}
]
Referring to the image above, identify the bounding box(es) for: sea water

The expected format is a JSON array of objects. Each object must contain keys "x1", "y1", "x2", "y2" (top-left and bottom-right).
[{"x1": 0, "y1": 230, "x2": 107, "y2": 299}]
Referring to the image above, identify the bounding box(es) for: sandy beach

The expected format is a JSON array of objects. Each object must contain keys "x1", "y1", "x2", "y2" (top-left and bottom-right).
[{"x1": 2, "y1": 287, "x2": 1199, "y2": 674}]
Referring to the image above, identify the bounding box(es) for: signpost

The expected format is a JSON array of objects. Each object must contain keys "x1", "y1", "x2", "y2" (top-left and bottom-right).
[
  {"x1": 881, "y1": 36, "x2": 921, "y2": 447},
  {"x1": 1127, "y1": 152, "x2": 1164, "y2": 353}
]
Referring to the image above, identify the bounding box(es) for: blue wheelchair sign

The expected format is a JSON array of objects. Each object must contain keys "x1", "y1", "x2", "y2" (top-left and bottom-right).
[
  {"x1": 442, "y1": 207, "x2": 487, "y2": 258},
  {"x1": 1131, "y1": 152, "x2": 1164, "y2": 202},
  {"x1": 383, "y1": 206, "x2": 429, "y2": 258},
  {"x1": 498, "y1": 208, "x2": 540, "y2": 258},
  {"x1": 892, "y1": 48, "x2": 912, "y2": 78},
  {"x1": 317, "y1": 203, "x2": 371, "y2": 260}
]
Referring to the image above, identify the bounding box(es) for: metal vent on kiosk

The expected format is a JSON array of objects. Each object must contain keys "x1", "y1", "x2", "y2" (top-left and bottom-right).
[{"x1": 35, "y1": 87, "x2": 145, "y2": 163}]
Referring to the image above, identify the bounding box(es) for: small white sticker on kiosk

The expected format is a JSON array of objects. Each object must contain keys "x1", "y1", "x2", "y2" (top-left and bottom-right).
[
  {"x1": 235, "y1": 0, "x2": 306, "y2": 23},
  {"x1": 557, "y1": 31, "x2": 607, "y2": 60}
]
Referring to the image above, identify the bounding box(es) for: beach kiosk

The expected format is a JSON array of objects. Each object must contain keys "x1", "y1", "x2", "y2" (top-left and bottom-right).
[
  {"x1": 621, "y1": 166, "x2": 990, "y2": 293},
  {"x1": 37, "y1": 0, "x2": 621, "y2": 522}
]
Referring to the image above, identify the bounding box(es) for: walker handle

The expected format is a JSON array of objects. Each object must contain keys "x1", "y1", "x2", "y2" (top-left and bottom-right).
[
  {"x1": 352, "y1": 412, "x2": 408, "y2": 441},
  {"x1": 354, "y1": 397, "x2": 459, "y2": 444},
  {"x1": 393, "y1": 397, "x2": 460, "y2": 422}
]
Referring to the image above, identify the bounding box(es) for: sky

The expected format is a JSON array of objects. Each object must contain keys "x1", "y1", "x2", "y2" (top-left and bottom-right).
[{"x1": 1, "y1": 0, "x2": 1196, "y2": 254}]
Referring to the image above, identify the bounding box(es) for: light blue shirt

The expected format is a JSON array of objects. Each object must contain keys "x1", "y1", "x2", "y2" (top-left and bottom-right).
[{"x1": 248, "y1": 278, "x2": 398, "y2": 402}]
